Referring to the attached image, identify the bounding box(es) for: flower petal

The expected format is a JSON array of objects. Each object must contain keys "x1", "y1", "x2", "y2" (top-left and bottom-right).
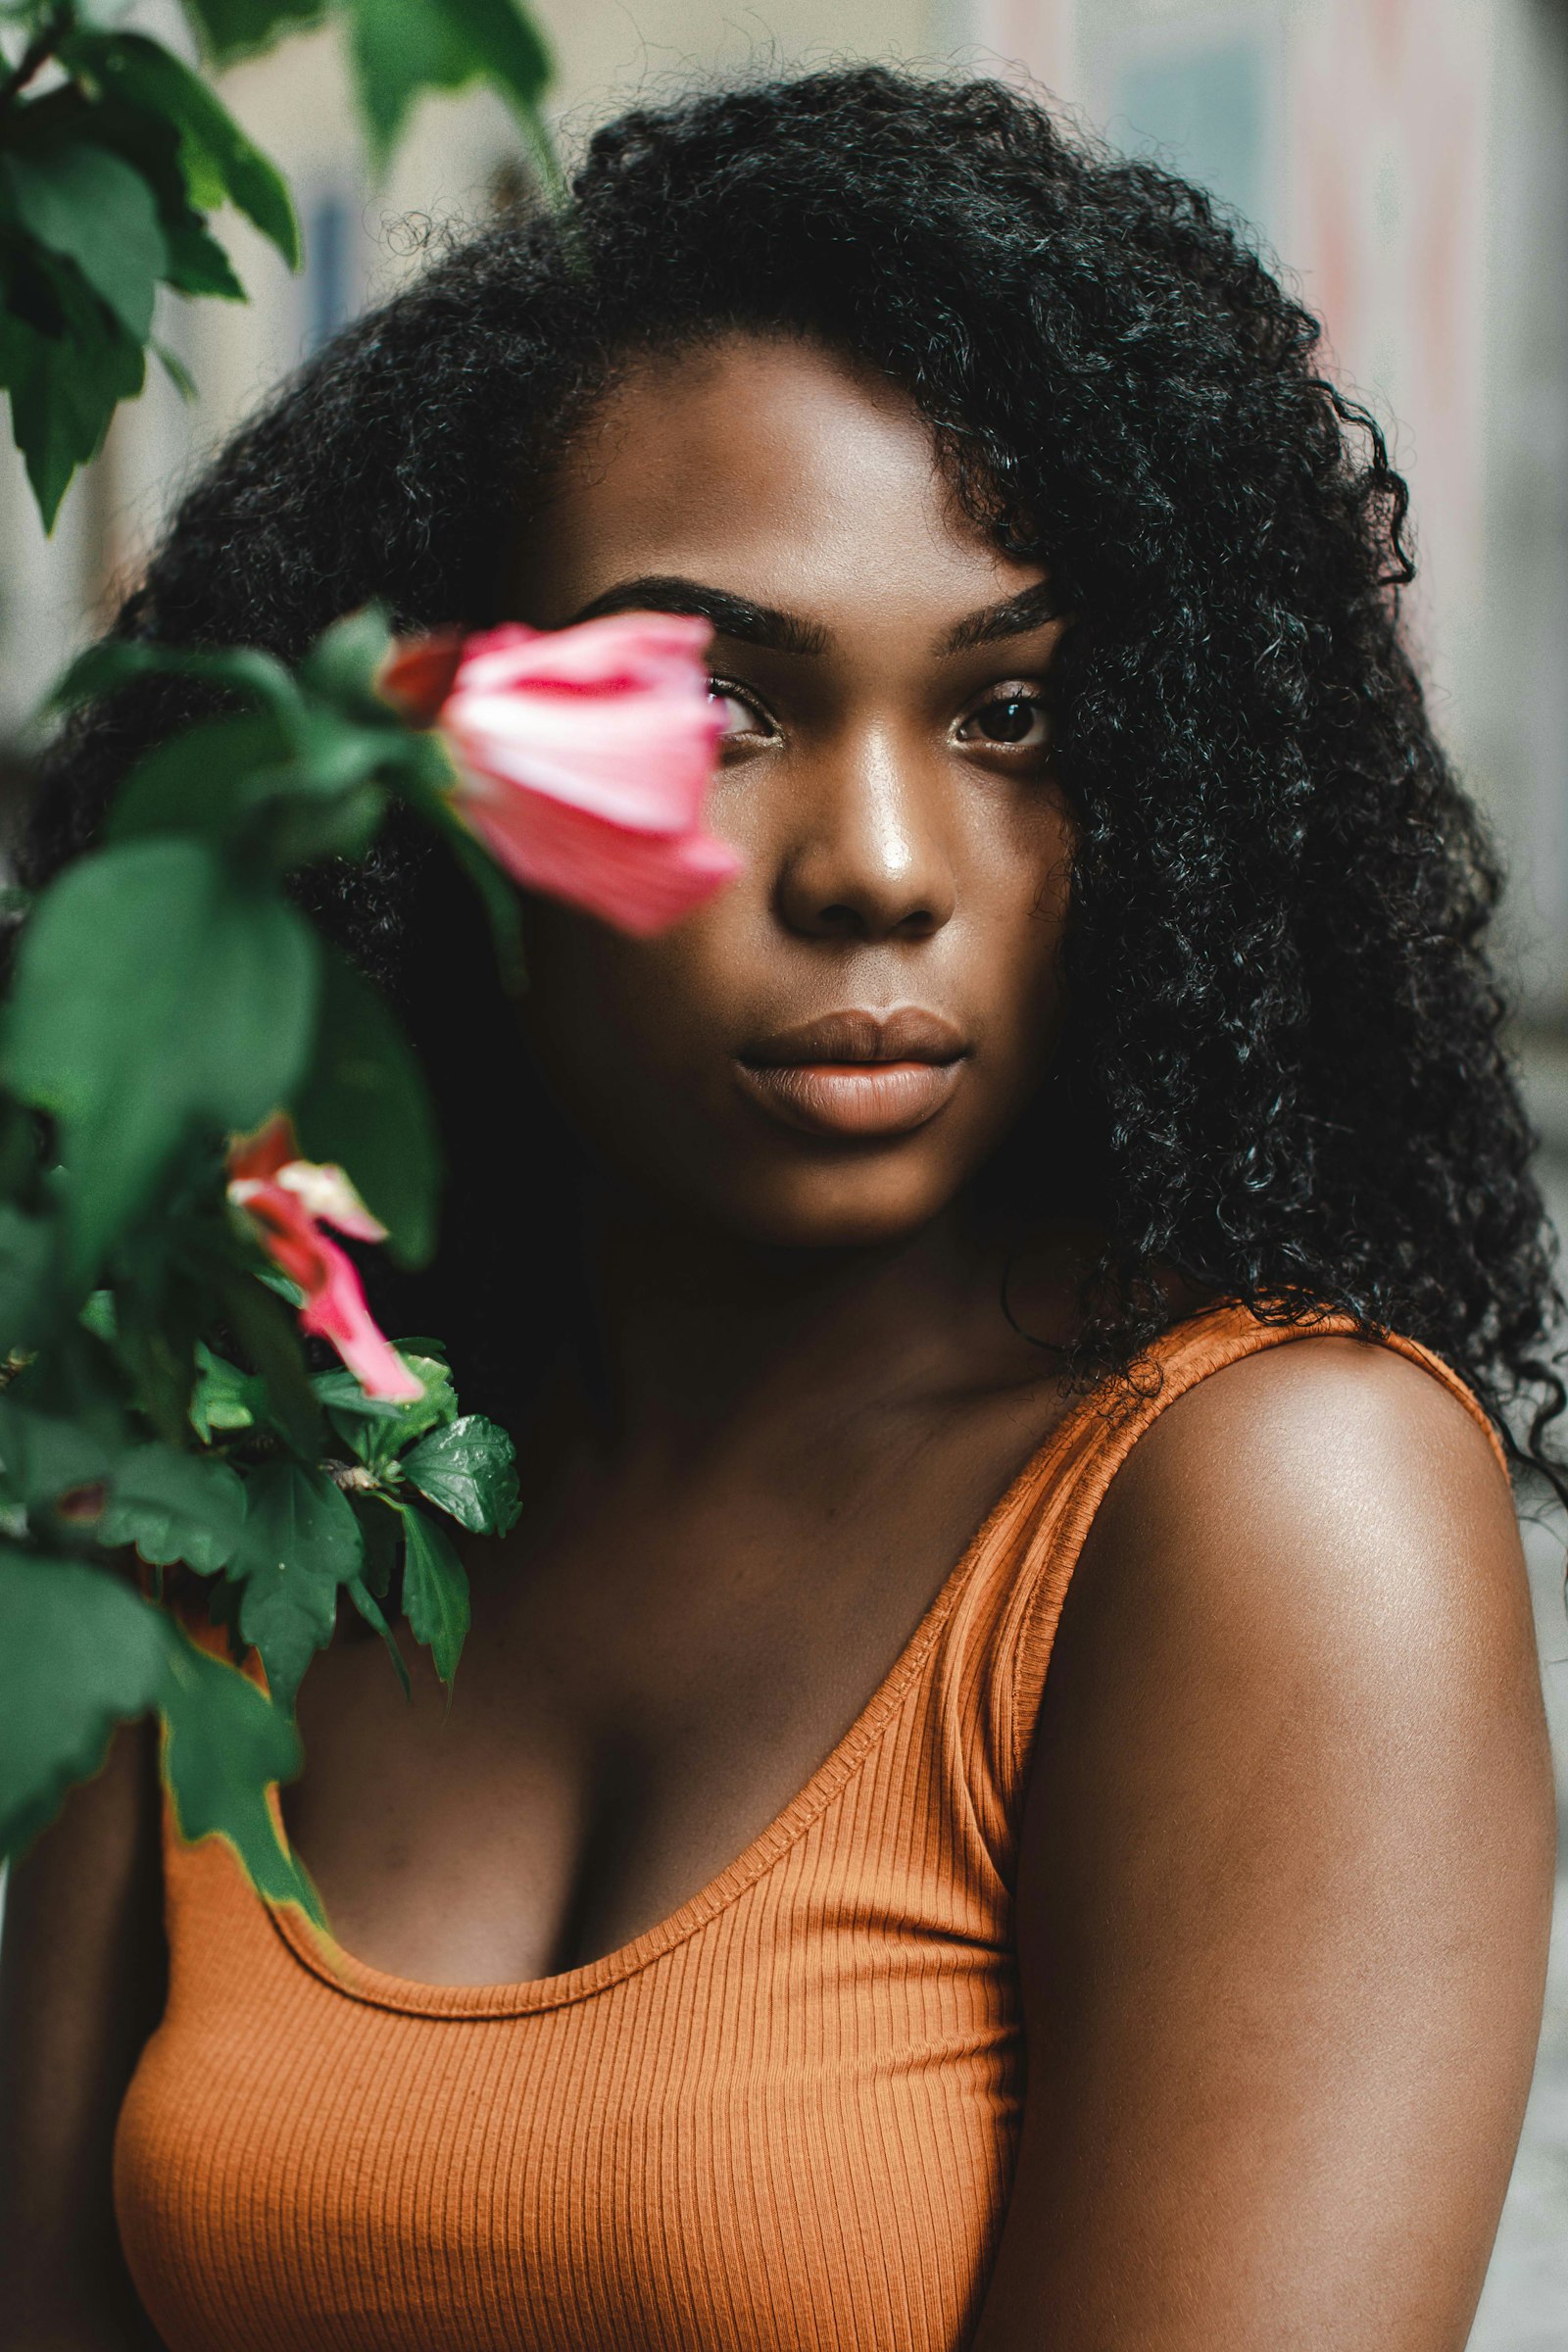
[
  {"x1": 445, "y1": 686, "x2": 724, "y2": 832},
  {"x1": 462, "y1": 782, "x2": 743, "y2": 936},
  {"x1": 227, "y1": 1111, "x2": 298, "y2": 1189},
  {"x1": 227, "y1": 1178, "x2": 324, "y2": 1295},
  {"x1": 441, "y1": 612, "x2": 723, "y2": 835},
  {"x1": 392, "y1": 608, "x2": 740, "y2": 938},
  {"x1": 456, "y1": 612, "x2": 713, "y2": 698},
  {"x1": 379, "y1": 632, "x2": 466, "y2": 723},
  {"x1": 274, "y1": 1157, "x2": 387, "y2": 1243},
  {"x1": 298, "y1": 1240, "x2": 424, "y2": 1402},
  {"x1": 230, "y1": 1180, "x2": 421, "y2": 1402}
]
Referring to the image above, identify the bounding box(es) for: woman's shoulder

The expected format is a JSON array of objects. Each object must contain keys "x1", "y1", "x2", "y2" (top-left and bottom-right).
[
  {"x1": 1136, "y1": 1300, "x2": 1509, "y2": 1485},
  {"x1": 1068, "y1": 1305, "x2": 1525, "y2": 1689},
  {"x1": 974, "y1": 1296, "x2": 1525, "y2": 1806},
  {"x1": 1100, "y1": 1278, "x2": 1497, "y2": 1455}
]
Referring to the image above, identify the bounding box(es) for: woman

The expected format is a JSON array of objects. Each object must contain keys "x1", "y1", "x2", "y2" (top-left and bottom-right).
[{"x1": 0, "y1": 65, "x2": 1556, "y2": 2352}]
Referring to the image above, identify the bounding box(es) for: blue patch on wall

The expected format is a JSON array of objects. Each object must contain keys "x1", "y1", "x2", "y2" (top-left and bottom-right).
[
  {"x1": 305, "y1": 188, "x2": 355, "y2": 353},
  {"x1": 1112, "y1": 39, "x2": 1267, "y2": 242}
]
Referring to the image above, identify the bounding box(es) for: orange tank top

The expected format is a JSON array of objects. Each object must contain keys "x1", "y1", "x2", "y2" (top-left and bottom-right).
[{"x1": 112, "y1": 1303, "x2": 1508, "y2": 2351}]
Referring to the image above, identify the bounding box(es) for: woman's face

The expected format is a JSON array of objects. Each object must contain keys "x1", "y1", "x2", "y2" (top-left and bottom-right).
[{"x1": 506, "y1": 334, "x2": 1076, "y2": 1249}]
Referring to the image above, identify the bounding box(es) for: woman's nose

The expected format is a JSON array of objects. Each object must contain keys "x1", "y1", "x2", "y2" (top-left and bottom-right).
[{"x1": 774, "y1": 733, "x2": 956, "y2": 944}]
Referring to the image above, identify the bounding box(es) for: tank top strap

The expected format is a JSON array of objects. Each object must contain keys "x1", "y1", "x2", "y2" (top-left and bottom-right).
[{"x1": 974, "y1": 1298, "x2": 1509, "y2": 1809}]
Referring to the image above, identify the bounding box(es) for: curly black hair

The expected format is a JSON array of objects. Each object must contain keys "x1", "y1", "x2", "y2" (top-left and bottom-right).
[{"x1": 21, "y1": 64, "x2": 1567, "y2": 1487}]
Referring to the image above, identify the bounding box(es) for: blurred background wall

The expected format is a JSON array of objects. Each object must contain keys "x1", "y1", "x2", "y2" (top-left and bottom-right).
[
  {"x1": 9, "y1": 0, "x2": 1568, "y2": 1025},
  {"x1": 11, "y1": 0, "x2": 1568, "y2": 1030},
  {"x1": 1, "y1": 1, "x2": 1563, "y2": 2339}
]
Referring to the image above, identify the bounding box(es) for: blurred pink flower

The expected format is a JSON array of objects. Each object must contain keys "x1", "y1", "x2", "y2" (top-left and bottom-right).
[
  {"x1": 380, "y1": 613, "x2": 740, "y2": 936},
  {"x1": 226, "y1": 1115, "x2": 422, "y2": 1404}
]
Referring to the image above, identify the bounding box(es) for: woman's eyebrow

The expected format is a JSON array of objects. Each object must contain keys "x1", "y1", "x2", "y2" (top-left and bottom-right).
[
  {"x1": 564, "y1": 572, "x2": 1062, "y2": 658},
  {"x1": 941, "y1": 582, "x2": 1064, "y2": 655},
  {"x1": 566, "y1": 574, "x2": 829, "y2": 656}
]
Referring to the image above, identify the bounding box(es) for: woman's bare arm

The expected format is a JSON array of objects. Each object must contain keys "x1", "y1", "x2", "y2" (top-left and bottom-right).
[
  {"x1": 0, "y1": 1714, "x2": 168, "y2": 2352},
  {"x1": 973, "y1": 1337, "x2": 1556, "y2": 2352}
]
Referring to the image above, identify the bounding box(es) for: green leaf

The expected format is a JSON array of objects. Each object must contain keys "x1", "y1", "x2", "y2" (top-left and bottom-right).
[
  {"x1": 0, "y1": 270, "x2": 146, "y2": 528},
  {"x1": 69, "y1": 31, "x2": 300, "y2": 266},
  {"x1": 436, "y1": 0, "x2": 552, "y2": 122},
  {"x1": 261, "y1": 773, "x2": 388, "y2": 869},
  {"x1": 2, "y1": 838, "x2": 320, "y2": 1281},
  {"x1": 296, "y1": 605, "x2": 393, "y2": 713},
  {"x1": 200, "y1": 1561, "x2": 247, "y2": 1660},
  {"x1": 352, "y1": 1490, "x2": 402, "y2": 1598},
  {"x1": 280, "y1": 704, "x2": 406, "y2": 798},
  {"x1": 400, "y1": 1412, "x2": 518, "y2": 1535},
  {"x1": 317, "y1": 1352, "x2": 454, "y2": 1470},
  {"x1": 3, "y1": 142, "x2": 169, "y2": 342},
  {"x1": 396, "y1": 730, "x2": 529, "y2": 992},
  {"x1": 0, "y1": 1553, "x2": 167, "y2": 1853},
  {"x1": 3, "y1": 1307, "x2": 132, "y2": 1445},
  {"x1": 393, "y1": 1497, "x2": 468, "y2": 1690},
  {"x1": 448, "y1": 815, "x2": 528, "y2": 994},
  {"x1": 203, "y1": 1262, "x2": 322, "y2": 1464},
  {"x1": 107, "y1": 710, "x2": 293, "y2": 841},
  {"x1": 0, "y1": 1096, "x2": 44, "y2": 1207},
  {"x1": 78, "y1": 1288, "x2": 118, "y2": 1344},
  {"x1": 161, "y1": 210, "x2": 245, "y2": 300},
  {"x1": 159, "y1": 1621, "x2": 320, "y2": 1922},
  {"x1": 100, "y1": 1443, "x2": 246, "y2": 1572},
  {"x1": 345, "y1": 1571, "x2": 411, "y2": 1699},
  {"x1": 153, "y1": 337, "x2": 197, "y2": 401},
  {"x1": 225, "y1": 1459, "x2": 362, "y2": 1714},
  {"x1": 292, "y1": 948, "x2": 440, "y2": 1268},
  {"x1": 189, "y1": 1340, "x2": 267, "y2": 1439},
  {"x1": 105, "y1": 706, "x2": 389, "y2": 871},
  {"x1": 0, "y1": 1551, "x2": 173, "y2": 1858},
  {"x1": 342, "y1": 0, "x2": 477, "y2": 167},
  {"x1": 254, "y1": 1264, "x2": 305, "y2": 1310},
  {"x1": 177, "y1": 0, "x2": 326, "y2": 71},
  {"x1": 0, "y1": 1201, "x2": 58, "y2": 1356},
  {"x1": 51, "y1": 635, "x2": 301, "y2": 723},
  {"x1": 312, "y1": 1353, "x2": 452, "y2": 1424},
  {"x1": 0, "y1": 1392, "x2": 113, "y2": 1512},
  {"x1": 107, "y1": 1242, "x2": 211, "y2": 1446},
  {"x1": 337, "y1": 0, "x2": 555, "y2": 180}
]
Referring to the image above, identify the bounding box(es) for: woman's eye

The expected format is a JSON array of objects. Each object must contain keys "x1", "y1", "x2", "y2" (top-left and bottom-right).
[
  {"x1": 956, "y1": 694, "x2": 1050, "y2": 751},
  {"x1": 709, "y1": 683, "x2": 773, "y2": 740}
]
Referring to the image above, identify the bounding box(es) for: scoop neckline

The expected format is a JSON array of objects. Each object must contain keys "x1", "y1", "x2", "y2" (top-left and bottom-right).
[{"x1": 263, "y1": 1375, "x2": 1110, "y2": 2020}]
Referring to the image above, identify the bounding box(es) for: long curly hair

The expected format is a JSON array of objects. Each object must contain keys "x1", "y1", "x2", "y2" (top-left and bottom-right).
[{"x1": 21, "y1": 64, "x2": 1567, "y2": 1485}]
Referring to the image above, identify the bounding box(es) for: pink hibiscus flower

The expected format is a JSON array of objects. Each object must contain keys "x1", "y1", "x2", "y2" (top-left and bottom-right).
[
  {"x1": 380, "y1": 612, "x2": 741, "y2": 936},
  {"x1": 225, "y1": 1115, "x2": 422, "y2": 1403}
]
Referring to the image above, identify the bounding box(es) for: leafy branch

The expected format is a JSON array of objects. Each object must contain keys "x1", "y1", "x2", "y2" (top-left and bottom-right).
[
  {"x1": 0, "y1": 5, "x2": 737, "y2": 1939},
  {"x1": 0, "y1": 582, "x2": 738, "y2": 1915},
  {"x1": 0, "y1": 0, "x2": 555, "y2": 526},
  {"x1": 0, "y1": 610, "x2": 526, "y2": 1909}
]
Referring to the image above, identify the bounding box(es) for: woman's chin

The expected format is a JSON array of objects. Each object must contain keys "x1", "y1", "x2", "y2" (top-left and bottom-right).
[{"x1": 713, "y1": 1165, "x2": 963, "y2": 1253}]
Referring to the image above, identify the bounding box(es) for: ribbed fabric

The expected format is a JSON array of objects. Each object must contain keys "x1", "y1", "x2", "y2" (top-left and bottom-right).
[{"x1": 112, "y1": 1303, "x2": 1507, "y2": 2352}]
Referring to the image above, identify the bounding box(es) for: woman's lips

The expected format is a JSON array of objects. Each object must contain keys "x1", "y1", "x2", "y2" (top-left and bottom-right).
[
  {"x1": 735, "y1": 1007, "x2": 968, "y2": 1140},
  {"x1": 737, "y1": 1057, "x2": 962, "y2": 1138}
]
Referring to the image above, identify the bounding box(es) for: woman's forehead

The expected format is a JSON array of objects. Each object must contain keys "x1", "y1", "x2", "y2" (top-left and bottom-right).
[{"x1": 509, "y1": 331, "x2": 1048, "y2": 636}]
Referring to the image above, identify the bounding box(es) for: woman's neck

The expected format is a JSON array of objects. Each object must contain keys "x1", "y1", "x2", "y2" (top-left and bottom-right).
[{"x1": 568, "y1": 1181, "x2": 1082, "y2": 1463}]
